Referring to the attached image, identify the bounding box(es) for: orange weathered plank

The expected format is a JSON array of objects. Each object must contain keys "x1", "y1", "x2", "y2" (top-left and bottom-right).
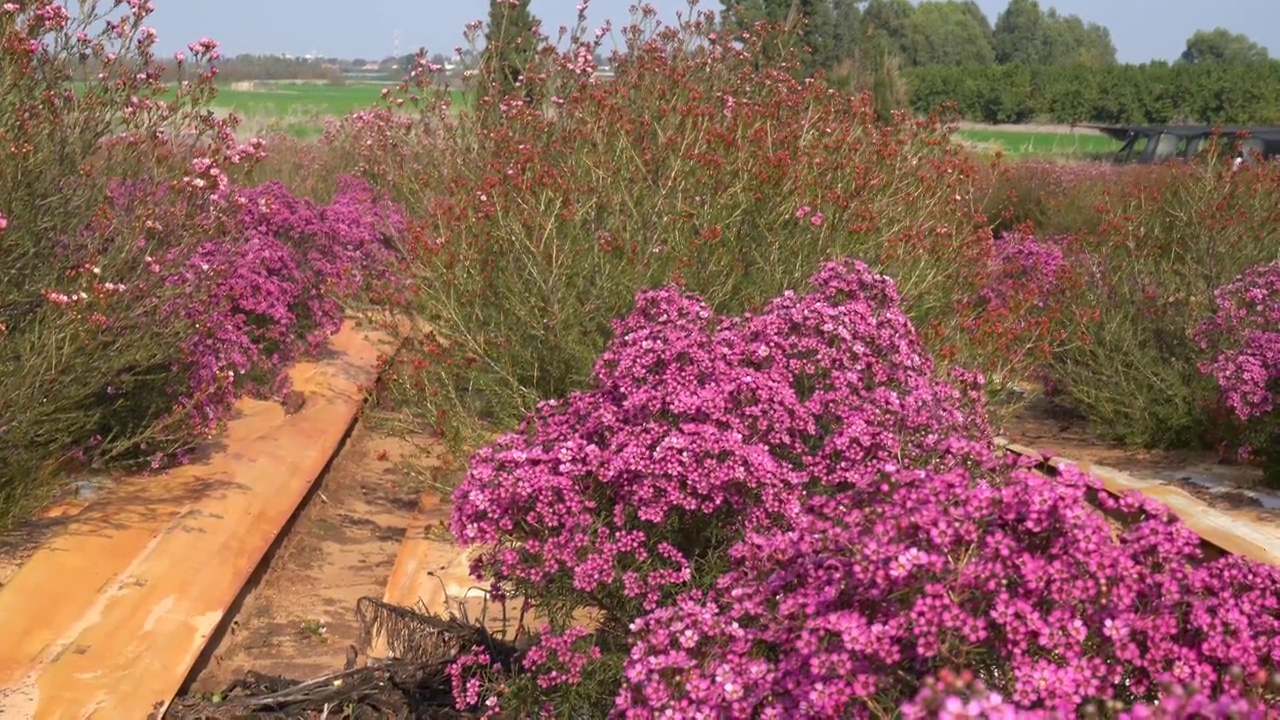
[
  {"x1": 0, "y1": 322, "x2": 388, "y2": 720},
  {"x1": 376, "y1": 492, "x2": 510, "y2": 638},
  {"x1": 996, "y1": 437, "x2": 1280, "y2": 568}
]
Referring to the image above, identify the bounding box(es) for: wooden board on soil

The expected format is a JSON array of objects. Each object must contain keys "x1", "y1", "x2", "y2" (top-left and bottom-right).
[
  {"x1": 0, "y1": 322, "x2": 390, "y2": 720},
  {"x1": 1002, "y1": 397, "x2": 1280, "y2": 567},
  {"x1": 181, "y1": 421, "x2": 444, "y2": 695}
]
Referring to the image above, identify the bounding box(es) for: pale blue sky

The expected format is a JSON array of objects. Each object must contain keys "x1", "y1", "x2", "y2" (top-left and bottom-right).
[{"x1": 146, "y1": 0, "x2": 1278, "y2": 65}]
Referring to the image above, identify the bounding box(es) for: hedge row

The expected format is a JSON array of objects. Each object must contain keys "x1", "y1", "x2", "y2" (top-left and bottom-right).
[{"x1": 905, "y1": 61, "x2": 1280, "y2": 126}]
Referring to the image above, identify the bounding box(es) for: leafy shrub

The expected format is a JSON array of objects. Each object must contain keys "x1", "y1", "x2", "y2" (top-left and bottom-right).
[
  {"x1": 1192, "y1": 261, "x2": 1280, "y2": 483},
  {"x1": 449, "y1": 259, "x2": 1280, "y2": 716},
  {"x1": 978, "y1": 160, "x2": 1128, "y2": 239},
  {"x1": 349, "y1": 5, "x2": 1040, "y2": 447},
  {"x1": 1029, "y1": 155, "x2": 1280, "y2": 448}
]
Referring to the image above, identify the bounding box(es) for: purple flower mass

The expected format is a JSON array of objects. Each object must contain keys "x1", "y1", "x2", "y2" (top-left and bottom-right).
[
  {"x1": 154, "y1": 175, "x2": 400, "y2": 442},
  {"x1": 450, "y1": 259, "x2": 1280, "y2": 716},
  {"x1": 1193, "y1": 261, "x2": 1280, "y2": 478}
]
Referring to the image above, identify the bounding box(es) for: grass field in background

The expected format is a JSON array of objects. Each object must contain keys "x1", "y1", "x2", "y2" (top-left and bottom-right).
[
  {"x1": 953, "y1": 128, "x2": 1121, "y2": 157},
  {"x1": 210, "y1": 82, "x2": 467, "y2": 138}
]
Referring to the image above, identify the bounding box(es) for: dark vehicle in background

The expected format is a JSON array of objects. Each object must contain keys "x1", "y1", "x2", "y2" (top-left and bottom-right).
[{"x1": 1082, "y1": 124, "x2": 1280, "y2": 165}]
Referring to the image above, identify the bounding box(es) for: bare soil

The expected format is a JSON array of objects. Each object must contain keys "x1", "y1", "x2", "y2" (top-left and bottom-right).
[{"x1": 179, "y1": 416, "x2": 446, "y2": 698}]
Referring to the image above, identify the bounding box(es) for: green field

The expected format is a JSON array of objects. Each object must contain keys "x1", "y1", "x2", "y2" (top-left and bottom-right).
[
  {"x1": 952, "y1": 128, "x2": 1121, "y2": 157},
  {"x1": 210, "y1": 82, "x2": 466, "y2": 138}
]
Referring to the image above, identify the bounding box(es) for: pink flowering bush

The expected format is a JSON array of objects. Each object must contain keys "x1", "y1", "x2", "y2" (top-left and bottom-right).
[
  {"x1": 449, "y1": 258, "x2": 987, "y2": 713},
  {"x1": 618, "y1": 458, "x2": 1280, "y2": 715},
  {"x1": 157, "y1": 177, "x2": 402, "y2": 442},
  {"x1": 451, "y1": 258, "x2": 989, "y2": 624},
  {"x1": 955, "y1": 231, "x2": 1091, "y2": 401},
  {"x1": 0, "y1": 0, "x2": 403, "y2": 523},
  {"x1": 1192, "y1": 261, "x2": 1280, "y2": 483},
  {"x1": 449, "y1": 259, "x2": 1280, "y2": 717}
]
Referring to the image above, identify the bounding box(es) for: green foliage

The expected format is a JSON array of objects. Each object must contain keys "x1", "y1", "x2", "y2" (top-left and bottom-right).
[
  {"x1": 1041, "y1": 8, "x2": 1116, "y2": 67},
  {"x1": 905, "y1": 61, "x2": 1280, "y2": 125},
  {"x1": 362, "y1": 14, "x2": 1010, "y2": 449},
  {"x1": 992, "y1": 0, "x2": 1115, "y2": 67},
  {"x1": 992, "y1": 0, "x2": 1046, "y2": 65},
  {"x1": 1180, "y1": 27, "x2": 1270, "y2": 65},
  {"x1": 482, "y1": 0, "x2": 539, "y2": 97},
  {"x1": 982, "y1": 156, "x2": 1280, "y2": 450},
  {"x1": 903, "y1": 2, "x2": 995, "y2": 67}
]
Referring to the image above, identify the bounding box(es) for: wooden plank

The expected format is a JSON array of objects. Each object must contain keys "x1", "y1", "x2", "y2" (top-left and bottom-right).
[
  {"x1": 373, "y1": 491, "x2": 516, "y2": 647},
  {"x1": 996, "y1": 437, "x2": 1280, "y2": 567},
  {"x1": 0, "y1": 322, "x2": 389, "y2": 720}
]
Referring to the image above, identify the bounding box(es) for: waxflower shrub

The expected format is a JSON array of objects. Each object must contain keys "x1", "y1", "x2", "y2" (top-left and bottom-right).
[
  {"x1": 1192, "y1": 261, "x2": 1280, "y2": 484},
  {"x1": 954, "y1": 231, "x2": 1093, "y2": 405},
  {"x1": 445, "y1": 258, "x2": 956, "y2": 716},
  {"x1": 0, "y1": 171, "x2": 402, "y2": 524},
  {"x1": 617, "y1": 458, "x2": 1280, "y2": 715},
  {"x1": 1037, "y1": 152, "x2": 1280, "y2": 449},
  {"x1": 157, "y1": 177, "x2": 403, "y2": 440},
  {"x1": 0, "y1": 2, "x2": 405, "y2": 525},
  {"x1": 0, "y1": 0, "x2": 238, "y2": 523},
  {"x1": 352, "y1": 2, "x2": 1019, "y2": 448},
  {"x1": 447, "y1": 259, "x2": 1280, "y2": 717}
]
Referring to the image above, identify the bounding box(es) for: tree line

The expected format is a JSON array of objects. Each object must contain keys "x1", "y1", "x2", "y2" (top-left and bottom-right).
[
  {"x1": 717, "y1": 0, "x2": 1276, "y2": 125},
  {"x1": 474, "y1": 0, "x2": 1276, "y2": 125},
  {"x1": 904, "y1": 61, "x2": 1280, "y2": 126}
]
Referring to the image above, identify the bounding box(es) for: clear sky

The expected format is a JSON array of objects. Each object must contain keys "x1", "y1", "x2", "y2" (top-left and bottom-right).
[{"x1": 146, "y1": 0, "x2": 1279, "y2": 66}]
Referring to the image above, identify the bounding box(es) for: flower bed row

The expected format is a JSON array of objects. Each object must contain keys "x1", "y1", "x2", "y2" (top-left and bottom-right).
[{"x1": 442, "y1": 260, "x2": 1280, "y2": 717}]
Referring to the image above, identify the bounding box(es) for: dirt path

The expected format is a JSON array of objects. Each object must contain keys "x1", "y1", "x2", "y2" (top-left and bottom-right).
[{"x1": 181, "y1": 418, "x2": 445, "y2": 695}]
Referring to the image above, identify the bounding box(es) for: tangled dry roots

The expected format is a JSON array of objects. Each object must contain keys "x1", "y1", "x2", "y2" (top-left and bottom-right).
[{"x1": 166, "y1": 597, "x2": 518, "y2": 719}]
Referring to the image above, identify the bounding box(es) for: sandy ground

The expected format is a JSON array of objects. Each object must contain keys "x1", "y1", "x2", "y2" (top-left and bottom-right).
[{"x1": 179, "y1": 418, "x2": 445, "y2": 695}]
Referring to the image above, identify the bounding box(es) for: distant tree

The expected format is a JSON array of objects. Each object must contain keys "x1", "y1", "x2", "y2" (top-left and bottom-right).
[
  {"x1": 1180, "y1": 28, "x2": 1270, "y2": 64},
  {"x1": 721, "y1": 0, "x2": 836, "y2": 74},
  {"x1": 719, "y1": 0, "x2": 792, "y2": 25},
  {"x1": 859, "y1": 0, "x2": 914, "y2": 59},
  {"x1": 482, "y1": 0, "x2": 540, "y2": 96},
  {"x1": 992, "y1": 0, "x2": 1046, "y2": 65},
  {"x1": 960, "y1": 0, "x2": 993, "y2": 45},
  {"x1": 350, "y1": 58, "x2": 367, "y2": 67},
  {"x1": 1042, "y1": 9, "x2": 1116, "y2": 66},
  {"x1": 903, "y1": 1, "x2": 995, "y2": 66},
  {"x1": 829, "y1": 0, "x2": 862, "y2": 63}
]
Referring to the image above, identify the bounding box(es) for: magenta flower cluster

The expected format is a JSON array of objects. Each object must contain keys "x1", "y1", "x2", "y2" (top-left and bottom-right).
[
  {"x1": 617, "y1": 459, "x2": 1280, "y2": 715},
  {"x1": 900, "y1": 668, "x2": 1274, "y2": 719},
  {"x1": 160, "y1": 175, "x2": 401, "y2": 441},
  {"x1": 451, "y1": 258, "x2": 989, "y2": 617},
  {"x1": 450, "y1": 259, "x2": 1280, "y2": 716},
  {"x1": 1191, "y1": 261, "x2": 1280, "y2": 477},
  {"x1": 971, "y1": 232, "x2": 1071, "y2": 314}
]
